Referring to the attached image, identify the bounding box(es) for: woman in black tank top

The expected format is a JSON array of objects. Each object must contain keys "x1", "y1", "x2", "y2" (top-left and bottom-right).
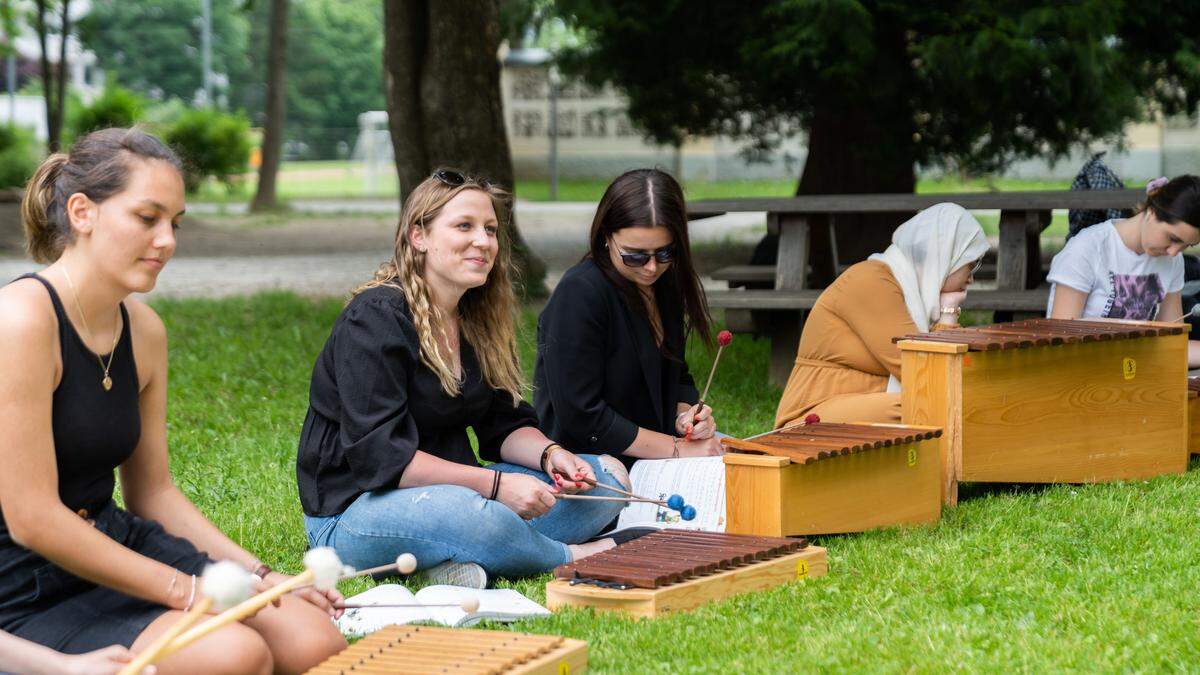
[{"x1": 0, "y1": 128, "x2": 344, "y2": 673}]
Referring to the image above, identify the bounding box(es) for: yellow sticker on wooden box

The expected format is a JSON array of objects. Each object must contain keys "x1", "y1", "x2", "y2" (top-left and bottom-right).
[
  {"x1": 907, "y1": 447, "x2": 918, "y2": 467},
  {"x1": 796, "y1": 560, "x2": 809, "y2": 579},
  {"x1": 1123, "y1": 357, "x2": 1136, "y2": 380}
]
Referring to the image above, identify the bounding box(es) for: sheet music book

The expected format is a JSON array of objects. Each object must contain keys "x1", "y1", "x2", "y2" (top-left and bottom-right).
[
  {"x1": 335, "y1": 584, "x2": 550, "y2": 636},
  {"x1": 612, "y1": 456, "x2": 726, "y2": 532}
]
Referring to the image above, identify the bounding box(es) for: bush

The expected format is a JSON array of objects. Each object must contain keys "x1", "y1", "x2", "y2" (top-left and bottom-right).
[
  {"x1": 165, "y1": 108, "x2": 252, "y2": 192},
  {"x1": 67, "y1": 85, "x2": 145, "y2": 141},
  {"x1": 0, "y1": 124, "x2": 41, "y2": 189}
]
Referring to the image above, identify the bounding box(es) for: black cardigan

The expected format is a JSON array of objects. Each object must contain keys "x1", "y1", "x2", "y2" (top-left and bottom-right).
[
  {"x1": 534, "y1": 259, "x2": 699, "y2": 466},
  {"x1": 296, "y1": 285, "x2": 538, "y2": 516}
]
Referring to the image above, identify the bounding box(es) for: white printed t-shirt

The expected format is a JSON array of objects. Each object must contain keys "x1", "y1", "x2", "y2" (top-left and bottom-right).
[{"x1": 1046, "y1": 220, "x2": 1184, "y2": 320}]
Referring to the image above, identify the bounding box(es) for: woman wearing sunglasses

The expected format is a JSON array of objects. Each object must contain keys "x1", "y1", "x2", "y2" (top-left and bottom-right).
[
  {"x1": 298, "y1": 169, "x2": 627, "y2": 589},
  {"x1": 535, "y1": 169, "x2": 722, "y2": 467},
  {"x1": 775, "y1": 203, "x2": 988, "y2": 428}
]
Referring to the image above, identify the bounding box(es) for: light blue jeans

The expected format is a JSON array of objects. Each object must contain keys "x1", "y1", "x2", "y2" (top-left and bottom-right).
[{"x1": 304, "y1": 455, "x2": 626, "y2": 579}]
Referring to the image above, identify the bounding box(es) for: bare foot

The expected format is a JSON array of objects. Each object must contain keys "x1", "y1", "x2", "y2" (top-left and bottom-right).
[{"x1": 567, "y1": 538, "x2": 616, "y2": 561}]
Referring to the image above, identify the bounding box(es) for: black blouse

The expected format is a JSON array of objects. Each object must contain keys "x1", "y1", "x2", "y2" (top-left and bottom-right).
[
  {"x1": 296, "y1": 285, "x2": 537, "y2": 517},
  {"x1": 534, "y1": 260, "x2": 699, "y2": 467}
]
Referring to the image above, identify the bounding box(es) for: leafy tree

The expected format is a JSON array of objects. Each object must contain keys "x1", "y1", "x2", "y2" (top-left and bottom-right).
[
  {"x1": 77, "y1": 0, "x2": 252, "y2": 105},
  {"x1": 0, "y1": 123, "x2": 40, "y2": 188},
  {"x1": 555, "y1": 0, "x2": 1200, "y2": 274},
  {"x1": 251, "y1": 0, "x2": 287, "y2": 212}
]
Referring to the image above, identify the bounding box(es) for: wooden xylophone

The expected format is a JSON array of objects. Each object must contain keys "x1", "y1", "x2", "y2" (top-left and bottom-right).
[
  {"x1": 721, "y1": 422, "x2": 943, "y2": 536},
  {"x1": 304, "y1": 624, "x2": 587, "y2": 675},
  {"x1": 1188, "y1": 376, "x2": 1200, "y2": 455},
  {"x1": 545, "y1": 530, "x2": 826, "y2": 618},
  {"x1": 896, "y1": 318, "x2": 1188, "y2": 505}
]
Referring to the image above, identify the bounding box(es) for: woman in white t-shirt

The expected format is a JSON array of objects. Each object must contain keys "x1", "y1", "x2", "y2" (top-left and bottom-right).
[{"x1": 1047, "y1": 175, "x2": 1200, "y2": 365}]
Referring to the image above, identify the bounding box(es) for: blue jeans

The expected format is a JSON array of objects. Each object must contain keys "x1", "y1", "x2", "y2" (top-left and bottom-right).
[{"x1": 304, "y1": 454, "x2": 626, "y2": 579}]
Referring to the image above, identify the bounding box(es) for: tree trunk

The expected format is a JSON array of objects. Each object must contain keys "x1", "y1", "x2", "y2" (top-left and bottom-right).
[
  {"x1": 251, "y1": 0, "x2": 289, "y2": 212},
  {"x1": 795, "y1": 102, "x2": 917, "y2": 286},
  {"x1": 53, "y1": 0, "x2": 69, "y2": 151},
  {"x1": 382, "y1": 0, "x2": 429, "y2": 199},
  {"x1": 381, "y1": 0, "x2": 547, "y2": 297},
  {"x1": 34, "y1": 0, "x2": 55, "y2": 151}
]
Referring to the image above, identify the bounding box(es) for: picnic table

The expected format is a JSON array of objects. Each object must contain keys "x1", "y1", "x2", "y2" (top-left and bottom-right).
[{"x1": 688, "y1": 189, "x2": 1143, "y2": 386}]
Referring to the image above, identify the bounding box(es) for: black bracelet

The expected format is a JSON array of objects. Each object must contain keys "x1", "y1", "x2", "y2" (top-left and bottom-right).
[
  {"x1": 488, "y1": 470, "x2": 502, "y2": 500},
  {"x1": 540, "y1": 442, "x2": 562, "y2": 472}
]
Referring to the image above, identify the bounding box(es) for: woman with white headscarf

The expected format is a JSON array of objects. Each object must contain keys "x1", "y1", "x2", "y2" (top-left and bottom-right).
[{"x1": 774, "y1": 203, "x2": 989, "y2": 428}]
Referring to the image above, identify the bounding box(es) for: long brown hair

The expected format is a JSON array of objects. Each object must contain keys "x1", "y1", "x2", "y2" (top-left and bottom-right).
[
  {"x1": 22, "y1": 127, "x2": 181, "y2": 263},
  {"x1": 354, "y1": 171, "x2": 524, "y2": 403},
  {"x1": 587, "y1": 168, "x2": 713, "y2": 349}
]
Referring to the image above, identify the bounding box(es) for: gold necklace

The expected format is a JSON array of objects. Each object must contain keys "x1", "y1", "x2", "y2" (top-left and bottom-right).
[{"x1": 60, "y1": 266, "x2": 121, "y2": 391}]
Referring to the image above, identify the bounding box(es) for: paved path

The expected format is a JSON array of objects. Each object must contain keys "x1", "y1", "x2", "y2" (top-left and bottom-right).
[{"x1": 0, "y1": 201, "x2": 762, "y2": 299}]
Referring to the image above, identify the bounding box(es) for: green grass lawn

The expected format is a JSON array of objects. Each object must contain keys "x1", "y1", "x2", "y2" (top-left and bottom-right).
[{"x1": 157, "y1": 293, "x2": 1200, "y2": 671}]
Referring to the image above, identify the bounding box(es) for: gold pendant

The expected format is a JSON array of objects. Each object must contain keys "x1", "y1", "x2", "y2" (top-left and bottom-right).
[{"x1": 102, "y1": 376, "x2": 112, "y2": 391}]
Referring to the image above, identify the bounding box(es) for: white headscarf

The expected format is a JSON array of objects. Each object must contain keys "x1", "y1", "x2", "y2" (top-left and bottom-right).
[{"x1": 868, "y1": 202, "x2": 990, "y2": 332}]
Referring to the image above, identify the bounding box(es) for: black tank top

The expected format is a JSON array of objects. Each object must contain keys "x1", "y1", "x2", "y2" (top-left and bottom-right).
[{"x1": 0, "y1": 274, "x2": 141, "y2": 542}]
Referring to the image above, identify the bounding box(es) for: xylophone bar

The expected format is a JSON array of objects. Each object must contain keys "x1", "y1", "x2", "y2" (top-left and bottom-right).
[
  {"x1": 724, "y1": 424, "x2": 940, "y2": 465},
  {"x1": 305, "y1": 625, "x2": 584, "y2": 675},
  {"x1": 553, "y1": 530, "x2": 806, "y2": 589},
  {"x1": 895, "y1": 317, "x2": 1186, "y2": 352}
]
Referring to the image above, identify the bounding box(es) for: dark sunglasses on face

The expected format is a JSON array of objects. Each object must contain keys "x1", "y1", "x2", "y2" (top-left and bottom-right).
[{"x1": 613, "y1": 242, "x2": 677, "y2": 268}]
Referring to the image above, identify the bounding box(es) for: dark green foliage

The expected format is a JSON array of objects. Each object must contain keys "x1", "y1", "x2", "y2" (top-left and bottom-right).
[
  {"x1": 0, "y1": 124, "x2": 40, "y2": 189},
  {"x1": 77, "y1": 0, "x2": 252, "y2": 105},
  {"x1": 165, "y1": 108, "x2": 252, "y2": 192},
  {"x1": 67, "y1": 85, "x2": 146, "y2": 141},
  {"x1": 555, "y1": 0, "x2": 1200, "y2": 176},
  {"x1": 79, "y1": 0, "x2": 385, "y2": 160}
]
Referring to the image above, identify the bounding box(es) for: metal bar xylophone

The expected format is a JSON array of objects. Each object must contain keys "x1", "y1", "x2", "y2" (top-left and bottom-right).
[
  {"x1": 545, "y1": 530, "x2": 826, "y2": 618},
  {"x1": 304, "y1": 625, "x2": 588, "y2": 675},
  {"x1": 722, "y1": 422, "x2": 943, "y2": 536},
  {"x1": 896, "y1": 318, "x2": 1189, "y2": 506}
]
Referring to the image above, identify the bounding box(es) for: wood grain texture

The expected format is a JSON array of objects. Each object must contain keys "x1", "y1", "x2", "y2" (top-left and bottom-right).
[
  {"x1": 545, "y1": 547, "x2": 827, "y2": 619},
  {"x1": 902, "y1": 333, "x2": 1187, "y2": 501},
  {"x1": 305, "y1": 625, "x2": 587, "y2": 674},
  {"x1": 687, "y1": 189, "x2": 1142, "y2": 216},
  {"x1": 707, "y1": 289, "x2": 1049, "y2": 312},
  {"x1": 900, "y1": 349, "x2": 963, "y2": 506},
  {"x1": 723, "y1": 435, "x2": 941, "y2": 536}
]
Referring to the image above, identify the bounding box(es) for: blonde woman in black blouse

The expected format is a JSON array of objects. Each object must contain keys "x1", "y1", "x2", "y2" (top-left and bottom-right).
[{"x1": 298, "y1": 170, "x2": 628, "y2": 588}]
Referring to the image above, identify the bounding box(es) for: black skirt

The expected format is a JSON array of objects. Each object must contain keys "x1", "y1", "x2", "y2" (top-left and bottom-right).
[{"x1": 0, "y1": 501, "x2": 211, "y2": 653}]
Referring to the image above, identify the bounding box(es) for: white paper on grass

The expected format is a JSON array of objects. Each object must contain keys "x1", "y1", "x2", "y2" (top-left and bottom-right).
[
  {"x1": 335, "y1": 584, "x2": 550, "y2": 636},
  {"x1": 613, "y1": 456, "x2": 725, "y2": 532}
]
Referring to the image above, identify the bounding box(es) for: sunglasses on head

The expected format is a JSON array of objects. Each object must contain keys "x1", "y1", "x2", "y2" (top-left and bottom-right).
[
  {"x1": 969, "y1": 258, "x2": 984, "y2": 276},
  {"x1": 433, "y1": 168, "x2": 490, "y2": 189},
  {"x1": 612, "y1": 241, "x2": 676, "y2": 268}
]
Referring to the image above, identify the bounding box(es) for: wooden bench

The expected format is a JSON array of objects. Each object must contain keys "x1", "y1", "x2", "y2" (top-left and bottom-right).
[
  {"x1": 708, "y1": 288, "x2": 1050, "y2": 382},
  {"x1": 689, "y1": 190, "x2": 1139, "y2": 385}
]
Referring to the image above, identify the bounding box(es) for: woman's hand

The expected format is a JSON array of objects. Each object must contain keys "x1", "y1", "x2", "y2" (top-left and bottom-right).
[
  {"x1": 260, "y1": 571, "x2": 344, "y2": 620},
  {"x1": 53, "y1": 645, "x2": 150, "y2": 675},
  {"x1": 543, "y1": 447, "x2": 595, "y2": 494},
  {"x1": 675, "y1": 404, "x2": 715, "y2": 440},
  {"x1": 939, "y1": 290, "x2": 968, "y2": 311},
  {"x1": 496, "y1": 472, "x2": 558, "y2": 519},
  {"x1": 677, "y1": 436, "x2": 724, "y2": 457}
]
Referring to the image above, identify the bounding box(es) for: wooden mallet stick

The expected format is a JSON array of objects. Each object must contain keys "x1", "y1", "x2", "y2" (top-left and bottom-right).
[
  {"x1": 552, "y1": 470, "x2": 687, "y2": 512},
  {"x1": 337, "y1": 596, "x2": 480, "y2": 612},
  {"x1": 157, "y1": 548, "x2": 345, "y2": 662},
  {"x1": 689, "y1": 330, "x2": 733, "y2": 438},
  {"x1": 120, "y1": 561, "x2": 256, "y2": 675},
  {"x1": 118, "y1": 597, "x2": 212, "y2": 675}
]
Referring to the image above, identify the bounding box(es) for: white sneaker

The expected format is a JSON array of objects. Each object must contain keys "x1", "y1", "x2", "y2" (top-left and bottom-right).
[{"x1": 417, "y1": 561, "x2": 488, "y2": 589}]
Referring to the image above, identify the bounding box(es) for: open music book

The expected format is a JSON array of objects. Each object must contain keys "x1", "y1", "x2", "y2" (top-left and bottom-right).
[
  {"x1": 612, "y1": 456, "x2": 726, "y2": 533},
  {"x1": 335, "y1": 584, "x2": 550, "y2": 635}
]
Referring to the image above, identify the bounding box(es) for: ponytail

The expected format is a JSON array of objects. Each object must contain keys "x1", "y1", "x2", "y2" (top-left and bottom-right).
[{"x1": 21, "y1": 153, "x2": 69, "y2": 263}]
